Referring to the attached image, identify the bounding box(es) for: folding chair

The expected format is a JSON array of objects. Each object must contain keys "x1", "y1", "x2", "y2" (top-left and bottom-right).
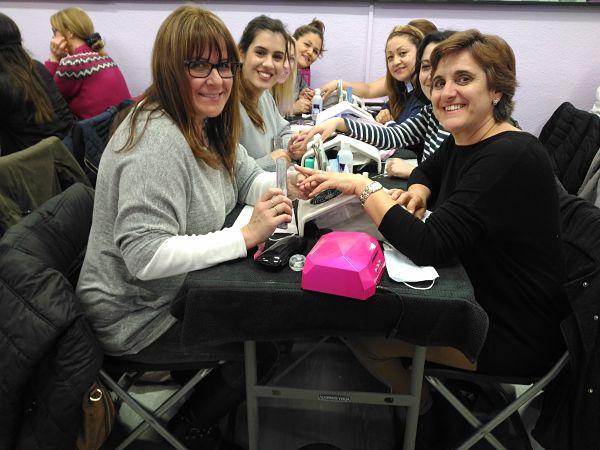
[
  {"x1": 424, "y1": 352, "x2": 568, "y2": 449},
  {"x1": 420, "y1": 183, "x2": 600, "y2": 449},
  {"x1": 99, "y1": 342, "x2": 244, "y2": 450}
]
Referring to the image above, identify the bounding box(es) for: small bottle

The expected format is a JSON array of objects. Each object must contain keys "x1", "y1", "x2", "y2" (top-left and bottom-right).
[
  {"x1": 337, "y1": 142, "x2": 353, "y2": 174},
  {"x1": 311, "y1": 88, "x2": 323, "y2": 122}
]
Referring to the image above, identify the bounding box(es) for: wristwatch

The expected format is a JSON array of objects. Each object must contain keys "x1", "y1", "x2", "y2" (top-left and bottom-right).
[{"x1": 359, "y1": 181, "x2": 383, "y2": 206}]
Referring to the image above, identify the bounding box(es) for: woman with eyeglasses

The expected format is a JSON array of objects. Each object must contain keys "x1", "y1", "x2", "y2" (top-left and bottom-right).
[
  {"x1": 45, "y1": 7, "x2": 130, "y2": 119},
  {"x1": 0, "y1": 13, "x2": 73, "y2": 155},
  {"x1": 238, "y1": 15, "x2": 306, "y2": 171},
  {"x1": 77, "y1": 6, "x2": 304, "y2": 447}
]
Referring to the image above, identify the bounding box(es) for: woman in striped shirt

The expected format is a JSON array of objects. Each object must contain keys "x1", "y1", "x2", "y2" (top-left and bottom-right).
[{"x1": 300, "y1": 30, "x2": 454, "y2": 178}]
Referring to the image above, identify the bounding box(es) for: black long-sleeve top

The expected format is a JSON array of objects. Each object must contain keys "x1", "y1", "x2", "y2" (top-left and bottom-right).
[
  {"x1": 379, "y1": 131, "x2": 568, "y2": 376},
  {"x1": 0, "y1": 60, "x2": 73, "y2": 155}
]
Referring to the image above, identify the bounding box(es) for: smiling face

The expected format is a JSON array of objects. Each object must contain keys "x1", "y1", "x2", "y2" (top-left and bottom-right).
[
  {"x1": 188, "y1": 45, "x2": 233, "y2": 125},
  {"x1": 431, "y1": 50, "x2": 501, "y2": 145},
  {"x1": 418, "y1": 42, "x2": 437, "y2": 101},
  {"x1": 386, "y1": 35, "x2": 417, "y2": 83},
  {"x1": 296, "y1": 32, "x2": 322, "y2": 69},
  {"x1": 240, "y1": 30, "x2": 286, "y2": 93}
]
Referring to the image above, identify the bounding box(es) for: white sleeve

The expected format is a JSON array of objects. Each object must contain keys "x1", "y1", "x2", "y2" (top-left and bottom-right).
[
  {"x1": 136, "y1": 227, "x2": 247, "y2": 280},
  {"x1": 245, "y1": 171, "x2": 276, "y2": 205}
]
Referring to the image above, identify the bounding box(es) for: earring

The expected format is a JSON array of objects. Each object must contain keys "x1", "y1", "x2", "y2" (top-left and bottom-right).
[{"x1": 492, "y1": 98, "x2": 500, "y2": 106}]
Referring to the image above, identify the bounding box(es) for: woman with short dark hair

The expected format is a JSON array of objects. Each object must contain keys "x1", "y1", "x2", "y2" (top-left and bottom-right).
[
  {"x1": 0, "y1": 13, "x2": 73, "y2": 155},
  {"x1": 296, "y1": 29, "x2": 567, "y2": 446}
]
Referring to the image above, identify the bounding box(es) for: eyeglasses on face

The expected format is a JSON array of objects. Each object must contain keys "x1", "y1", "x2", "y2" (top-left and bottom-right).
[{"x1": 184, "y1": 59, "x2": 241, "y2": 79}]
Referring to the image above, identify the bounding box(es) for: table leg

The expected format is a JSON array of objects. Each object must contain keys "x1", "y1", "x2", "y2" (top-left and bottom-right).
[
  {"x1": 244, "y1": 341, "x2": 259, "y2": 450},
  {"x1": 403, "y1": 345, "x2": 426, "y2": 450}
]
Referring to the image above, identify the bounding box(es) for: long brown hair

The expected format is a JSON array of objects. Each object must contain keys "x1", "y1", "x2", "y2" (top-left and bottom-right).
[
  {"x1": 116, "y1": 6, "x2": 241, "y2": 175},
  {"x1": 385, "y1": 25, "x2": 424, "y2": 119},
  {"x1": 238, "y1": 15, "x2": 290, "y2": 131},
  {"x1": 0, "y1": 13, "x2": 55, "y2": 124}
]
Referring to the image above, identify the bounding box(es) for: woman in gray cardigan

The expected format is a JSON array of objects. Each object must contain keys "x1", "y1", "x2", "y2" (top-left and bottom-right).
[
  {"x1": 238, "y1": 15, "x2": 305, "y2": 171},
  {"x1": 77, "y1": 6, "x2": 300, "y2": 448}
]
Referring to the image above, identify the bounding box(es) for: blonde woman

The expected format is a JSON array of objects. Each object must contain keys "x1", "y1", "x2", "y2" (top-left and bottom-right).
[
  {"x1": 45, "y1": 7, "x2": 130, "y2": 119},
  {"x1": 271, "y1": 35, "x2": 297, "y2": 117}
]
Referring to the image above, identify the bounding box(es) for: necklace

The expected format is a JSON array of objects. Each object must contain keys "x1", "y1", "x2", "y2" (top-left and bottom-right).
[{"x1": 478, "y1": 121, "x2": 498, "y2": 142}]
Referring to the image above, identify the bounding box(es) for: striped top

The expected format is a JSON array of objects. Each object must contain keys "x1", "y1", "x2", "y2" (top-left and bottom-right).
[{"x1": 344, "y1": 104, "x2": 450, "y2": 162}]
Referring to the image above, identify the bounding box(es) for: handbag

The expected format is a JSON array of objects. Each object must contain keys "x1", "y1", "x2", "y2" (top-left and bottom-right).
[{"x1": 76, "y1": 380, "x2": 116, "y2": 450}]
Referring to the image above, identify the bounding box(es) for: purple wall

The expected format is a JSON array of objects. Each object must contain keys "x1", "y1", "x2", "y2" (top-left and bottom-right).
[{"x1": 3, "y1": 0, "x2": 599, "y2": 133}]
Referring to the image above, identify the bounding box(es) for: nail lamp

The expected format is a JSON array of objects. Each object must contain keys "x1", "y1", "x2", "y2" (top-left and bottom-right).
[{"x1": 302, "y1": 231, "x2": 386, "y2": 300}]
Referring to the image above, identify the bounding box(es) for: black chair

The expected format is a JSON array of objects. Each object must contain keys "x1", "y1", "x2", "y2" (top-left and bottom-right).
[
  {"x1": 0, "y1": 183, "x2": 101, "y2": 449},
  {"x1": 0, "y1": 182, "x2": 244, "y2": 449},
  {"x1": 538, "y1": 101, "x2": 600, "y2": 194}
]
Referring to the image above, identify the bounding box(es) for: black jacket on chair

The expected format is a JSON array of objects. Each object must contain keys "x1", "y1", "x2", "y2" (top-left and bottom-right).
[
  {"x1": 533, "y1": 186, "x2": 600, "y2": 450},
  {"x1": 0, "y1": 183, "x2": 102, "y2": 449},
  {"x1": 538, "y1": 101, "x2": 600, "y2": 195}
]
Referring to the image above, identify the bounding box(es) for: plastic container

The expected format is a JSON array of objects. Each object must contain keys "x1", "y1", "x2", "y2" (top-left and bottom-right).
[
  {"x1": 311, "y1": 88, "x2": 323, "y2": 122},
  {"x1": 337, "y1": 142, "x2": 354, "y2": 173}
]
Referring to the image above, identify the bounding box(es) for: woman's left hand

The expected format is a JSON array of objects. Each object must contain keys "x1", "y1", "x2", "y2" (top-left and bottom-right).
[
  {"x1": 388, "y1": 188, "x2": 427, "y2": 219},
  {"x1": 287, "y1": 134, "x2": 307, "y2": 161},
  {"x1": 242, "y1": 188, "x2": 292, "y2": 248},
  {"x1": 376, "y1": 108, "x2": 394, "y2": 124},
  {"x1": 295, "y1": 165, "x2": 369, "y2": 198},
  {"x1": 300, "y1": 87, "x2": 314, "y2": 101}
]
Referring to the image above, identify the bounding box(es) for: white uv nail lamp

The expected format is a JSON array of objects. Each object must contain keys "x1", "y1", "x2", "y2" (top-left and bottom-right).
[
  {"x1": 300, "y1": 134, "x2": 381, "y2": 174},
  {"x1": 316, "y1": 99, "x2": 375, "y2": 124},
  {"x1": 296, "y1": 194, "x2": 385, "y2": 240}
]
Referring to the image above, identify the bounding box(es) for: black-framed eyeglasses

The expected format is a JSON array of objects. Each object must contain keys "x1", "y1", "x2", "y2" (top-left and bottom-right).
[{"x1": 184, "y1": 59, "x2": 241, "y2": 79}]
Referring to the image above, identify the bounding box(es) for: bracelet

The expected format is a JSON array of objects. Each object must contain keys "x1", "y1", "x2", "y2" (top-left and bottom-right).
[{"x1": 359, "y1": 181, "x2": 383, "y2": 206}]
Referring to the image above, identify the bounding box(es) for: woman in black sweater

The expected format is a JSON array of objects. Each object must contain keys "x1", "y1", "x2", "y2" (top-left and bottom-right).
[
  {"x1": 296, "y1": 29, "x2": 568, "y2": 443},
  {"x1": 0, "y1": 13, "x2": 73, "y2": 155}
]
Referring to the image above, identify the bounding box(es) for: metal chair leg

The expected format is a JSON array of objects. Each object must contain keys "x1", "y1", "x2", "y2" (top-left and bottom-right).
[{"x1": 99, "y1": 369, "x2": 188, "y2": 450}]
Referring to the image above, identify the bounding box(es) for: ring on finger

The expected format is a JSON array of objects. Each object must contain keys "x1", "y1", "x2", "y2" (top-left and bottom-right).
[
  {"x1": 273, "y1": 204, "x2": 280, "y2": 216},
  {"x1": 270, "y1": 198, "x2": 276, "y2": 208}
]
